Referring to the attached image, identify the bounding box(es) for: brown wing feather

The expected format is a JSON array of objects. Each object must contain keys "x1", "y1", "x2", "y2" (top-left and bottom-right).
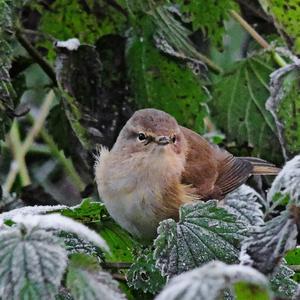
[{"x1": 180, "y1": 126, "x2": 253, "y2": 200}]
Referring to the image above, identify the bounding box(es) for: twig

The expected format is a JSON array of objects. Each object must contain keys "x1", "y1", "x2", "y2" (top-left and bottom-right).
[
  {"x1": 104, "y1": 0, "x2": 128, "y2": 17},
  {"x1": 102, "y1": 262, "x2": 132, "y2": 269},
  {"x1": 15, "y1": 29, "x2": 57, "y2": 85},
  {"x1": 4, "y1": 90, "x2": 55, "y2": 192},
  {"x1": 230, "y1": 10, "x2": 287, "y2": 68}
]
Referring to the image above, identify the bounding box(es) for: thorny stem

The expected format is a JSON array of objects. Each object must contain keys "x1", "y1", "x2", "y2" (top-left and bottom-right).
[
  {"x1": 3, "y1": 90, "x2": 55, "y2": 192},
  {"x1": 230, "y1": 10, "x2": 288, "y2": 68}
]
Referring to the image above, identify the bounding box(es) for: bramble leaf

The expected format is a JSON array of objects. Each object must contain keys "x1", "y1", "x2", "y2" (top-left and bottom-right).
[{"x1": 154, "y1": 200, "x2": 245, "y2": 277}]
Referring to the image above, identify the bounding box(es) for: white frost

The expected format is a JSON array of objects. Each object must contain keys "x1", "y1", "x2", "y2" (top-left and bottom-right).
[
  {"x1": 268, "y1": 155, "x2": 300, "y2": 204},
  {"x1": 12, "y1": 214, "x2": 109, "y2": 252},
  {"x1": 155, "y1": 261, "x2": 269, "y2": 300},
  {"x1": 55, "y1": 38, "x2": 80, "y2": 50},
  {"x1": 0, "y1": 205, "x2": 67, "y2": 223}
]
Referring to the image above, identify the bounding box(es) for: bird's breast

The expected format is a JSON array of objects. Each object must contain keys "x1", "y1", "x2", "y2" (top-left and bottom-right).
[{"x1": 95, "y1": 147, "x2": 188, "y2": 239}]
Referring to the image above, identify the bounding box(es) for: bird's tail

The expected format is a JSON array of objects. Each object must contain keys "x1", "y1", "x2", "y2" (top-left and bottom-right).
[{"x1": 240, "y1": 157, "x2": 281, "y2": 175}]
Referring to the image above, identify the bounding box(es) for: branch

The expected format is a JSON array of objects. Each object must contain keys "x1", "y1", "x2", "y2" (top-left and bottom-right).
[
  {"x1": 230, "y1": 10, "x2": 287, "y2": 68},
  {"x1": 15, "y1": 29, "x2": 57, "y2": 85},
  {"x1": 102, "y1": 262, "x2": 132, "y2": 269}
]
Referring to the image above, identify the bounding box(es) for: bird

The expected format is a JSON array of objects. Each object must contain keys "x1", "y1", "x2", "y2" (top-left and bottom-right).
[{"x1": 95, "y1": 108, "x2": 280, "y2": 240}]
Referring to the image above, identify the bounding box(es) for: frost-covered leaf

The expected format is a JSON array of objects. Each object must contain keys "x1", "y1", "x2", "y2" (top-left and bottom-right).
[
  {"x1": 177, "y1": 0, "x2": 236, "y2": 47},
  {"x1": 266, "y1": 59, "x2": 300, "y2": 158},
  {"x1": 154, "y1": 200, "x2": 245, "y2": 277},
  {"x1": 60, "y1": 198, "x2": 108, "y2": 223},
  {"x1": 270, "y1": 263, "x2": 299, "y2": 298},
  {"x1": 212, "y1": 52, "x2": 282, "y2": 162},
  {"x1": 66, "y1": 253, "x2": 126, "y2": 300},
  {"x1": 240, "y1": 208, "x2": 298, "y2": 274},
  {"x1": 268, "y1": 155, "x2": 300, "y2": 206},
  {"x1": 0, "y1": 225, "x2": 67, "y2": 300},
  {"x1": 259, "y1": 0, "x2": 300, "y2": 54},
  {"x1": 126, "y1": 16, "x2": 209, "y2": 133},
  {"x1": 11, "y1": 214, "x2": 109, "y2": 252},
  {"x1": 155, "y1": 261, "x2": 270, "y2": 300},
  {"x1": 223, "y1": 185, "x2": 264, "y2": 227},
  {"x1": 0, "y1": 204, "x2": 67, "y2": 224},
  {"x1": 127, "y1": 248, "x2": 166, "y2": 294}
]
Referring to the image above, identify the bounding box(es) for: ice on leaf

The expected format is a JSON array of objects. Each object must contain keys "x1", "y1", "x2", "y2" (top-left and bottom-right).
[
  {"x1": 155, "y1": 261, "x2": 270, "y2": 300},
  {"x1": 268, "y1": 155, "x2": 300, "y2": 205},
  {"x1": 240, "y1": 209, "x2": 298, "y2": 274},
  {"x1": 11, "y1": 214, "x2": 109, "y2": 252},
  {"x1": 223, "y1": 185, "x2": 264, "y2": 227},
  {"x1": 67, "y1": 254, "x2": 126, "y2": 300},
  {"x1": 0, "y1": 225, "x2": 67, "y2": 300},
  {"x1": 154, "y1": 200, "x2": 246, "y2": 277}
]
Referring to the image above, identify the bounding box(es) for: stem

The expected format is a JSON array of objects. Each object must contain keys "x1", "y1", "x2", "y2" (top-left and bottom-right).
[
  {"x1": 112, "y1": 274, "x2": 127, "y2": 281},
  {"x1": 15, "y1": 29, "x2": 57, "y2": 85},
  {"x1": 9, "y1": 121, "x2": 31, "y2": 187},
  {"x1": 4, "y1": 90, "x2": 55, "y2": 192},
  {"x1": 230, "y1": 10, "x2": 287, "y2": 68}
]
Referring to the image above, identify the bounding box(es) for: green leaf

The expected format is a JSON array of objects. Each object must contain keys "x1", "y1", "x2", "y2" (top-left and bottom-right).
[
  {"x1": 156, "y1": 261, "x2": 270, "y2": 300},
  {"x1": 96, "y1": 220, "x2": 140, "y2": 262},
  {"x1": 126, "y1": 16, "x2": 209, "y2": 133},
  {"x1": 212, "y1": 52, "x2": 282, "y2": 162},
  {"x1": 240, "y1": 208, "x2": 298, "y2": 274},
  {"x1": 270, "y1": 264, "x2": 299, "y2": 298},
  {"x1": 259, "y1": 0, "x2": 300, "y2": 54},
  {"x1": 0, "y1": 225, "x2": 68, "y2": 300},
  {"x1": 285, "y1": 248, "x2": 300, "y2": 265},
  {"x1": 154, "y1": 200, "x2": 245, "y2": 277},
  {"x1": 60, "y1": 198, "x2": 108, "y2": 223},
  {"x1": 66, "y1": 253, "x2": 126, "y2": 300},
  {"x1": 178, "y1": 0, "x2": 237, "y2": 47},
  {"x1": 126, "y1": 248, "x2": 166, "y2": 294},
  {"x1": 266, "y1": 63, "x2": 300, "y2": 157}
]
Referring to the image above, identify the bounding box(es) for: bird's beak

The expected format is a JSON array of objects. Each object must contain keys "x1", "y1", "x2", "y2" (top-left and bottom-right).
[{"x1": 155, "y1": 136, "x2": 170, "y2": 145}]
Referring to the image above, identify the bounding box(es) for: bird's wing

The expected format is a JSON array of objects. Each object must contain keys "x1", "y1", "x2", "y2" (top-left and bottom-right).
[{"x1": 180, "y1": 126, "x2": 252, "y2": 199}]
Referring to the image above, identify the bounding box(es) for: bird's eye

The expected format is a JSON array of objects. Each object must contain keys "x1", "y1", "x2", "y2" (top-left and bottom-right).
[
  {"x1": 172, "y1": 135, "x2": 176, "y2": 143},
  {"x1": 137, "y1": 132, "x2": 146, "y2": 142}
]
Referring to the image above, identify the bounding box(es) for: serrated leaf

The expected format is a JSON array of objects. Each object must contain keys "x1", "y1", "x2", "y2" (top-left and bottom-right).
[
  {"x1": 66, "y1": 253, "x2": 126, "y2": 300},
  {"x1": 0, "y1": 225, "x2": 68, "y2": 300},
  {"x1": 259, "y1": 0, "x2": 300, "y2": 54},
  {"x1": 240, "y1": 208, "x2": 298, "y2": 274},
  {"x1": 268, "y1": 155, "x2": 300, "y2": 207},
  {"x1": 155, "y1": 261, "x2": 270, "y2": 300},
  {"x1": 223, "y1": 185, "x2": 264, "y2": 227},
  {"x1": 126, "y1": 16, "x2": 209, "y2": 133},
  {"x1": 60, "y1": 198, "x2": 108, "y2": 223},
  {"x1": 127, "y1": 248, "x2": 166, "y2": 294},
  {"x1": 178, "y1": 0, "x2": 237, "y2": 47},
  {"x1": 154, "y1": 200, "x2": 246, "y2": 277},
  {"x1": 270, "y1": 264, "x2": 299, "y2": 298},
  {"x1": 212, "y1": 52, "x2": 282, "y2": 162}
]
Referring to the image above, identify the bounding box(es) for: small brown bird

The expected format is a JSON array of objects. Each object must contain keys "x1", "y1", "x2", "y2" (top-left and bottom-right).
[{"x1": 95, "y1": 109, "x2": 279, "y2": 240}]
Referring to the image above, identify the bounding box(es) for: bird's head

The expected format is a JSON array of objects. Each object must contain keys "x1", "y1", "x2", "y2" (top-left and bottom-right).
[{"x1": 112, "y1": 109, "x2": 187, "y2": 158}]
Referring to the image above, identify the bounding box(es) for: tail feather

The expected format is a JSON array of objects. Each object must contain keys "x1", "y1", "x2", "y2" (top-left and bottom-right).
[{"x1": 239, "y1": 157, "x2": 281, "y2": 175}]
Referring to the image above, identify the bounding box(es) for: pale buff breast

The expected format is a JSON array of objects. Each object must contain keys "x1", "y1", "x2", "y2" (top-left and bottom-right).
[{"x1": 95, "y1": 146, "x2": 188, "y2": 240}]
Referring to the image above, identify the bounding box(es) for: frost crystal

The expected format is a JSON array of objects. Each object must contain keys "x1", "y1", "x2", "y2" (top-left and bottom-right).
[
  {"x1": 240, "y1": 210, "x2": 298, "y2": 274},
  {"x1": 0, "y1": 225, "x2": 67, "y2": 300},
  {"x1": 12, "y1": 214, "x2": 109, "y2": 252},
  {"x1": 55, "y1": 38, "x2": 80, "y2": 50},
  {"x1": 154, "y1": 200, "x2": 245, "y2": 277},
  {"x1": 155, "y1": 261, "x2": 269, "y2": 300},
  {"x1": 268, "y1": 155, "x2": 300, "y2": 205},
  {"x1": 0, "y1": 204, "x2": 67, "y2": 223},
  {"x1": 223, "y1": 185, "x2": 264, "y2": 227}
]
